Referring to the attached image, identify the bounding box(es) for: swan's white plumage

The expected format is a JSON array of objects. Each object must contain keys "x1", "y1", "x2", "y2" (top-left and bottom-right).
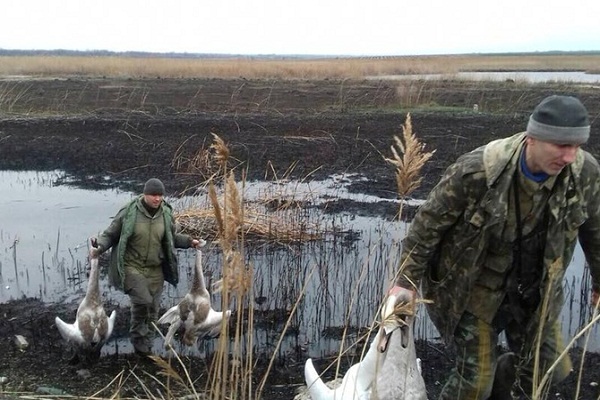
[
  {"x1": 302, "y1": 295, "x2": 427, "y2": 400},
  {"x1": 55, "y1": 256, "x2": 116, "y2": 363},
  {"x1": 158, "y1": 244, "x2": 231, "y2": 347}
]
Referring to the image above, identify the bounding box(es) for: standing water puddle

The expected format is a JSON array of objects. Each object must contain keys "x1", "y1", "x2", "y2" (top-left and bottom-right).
[{"x1": 1, "y1": 170, "x2": 598, "y2": 356}]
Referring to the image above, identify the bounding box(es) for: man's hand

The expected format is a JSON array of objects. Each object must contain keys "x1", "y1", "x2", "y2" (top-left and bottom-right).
[
  {"x1": 592, "y1": 290, "x2": 599, "y2": 308},
  {"x1": 192, "y1": 238, "x2": 207, "y2": 248},
  {"x1": 388, "y1": 284, "x2": 417, "y2": 307},
  {"x1": 89, "y1": 237, "x2": 100, "y2": 259},
  {"x1": 379, "y1": 284, "x2": 417, "y2": 351}
]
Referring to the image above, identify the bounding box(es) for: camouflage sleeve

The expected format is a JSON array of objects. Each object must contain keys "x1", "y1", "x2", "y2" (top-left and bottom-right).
[
  {"x1": 577, "y1": 155, "x2": 600, "y2": 294},
  {"x1": 395, "y1": 152, "x2": 485, "y2": 289}
]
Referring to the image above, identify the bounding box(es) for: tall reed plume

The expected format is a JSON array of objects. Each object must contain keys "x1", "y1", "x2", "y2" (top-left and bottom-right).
[
  {"x1": 384, "y1": 113, "x2": 434, "y2": 219},
  {"x1": 206, "y1": 134, "x2": 255, "y2": 400}
]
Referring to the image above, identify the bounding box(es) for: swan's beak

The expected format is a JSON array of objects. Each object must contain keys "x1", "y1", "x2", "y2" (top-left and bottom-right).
[
  {"x1": 377, "y1": 324, "x2": 399, "y2": 353},
  {"x1": 377, "y1": 293, "x2": 413, "y2": 352},
  {"x1": 377, "y1": 294, "x2": 401, "y2": 353}
]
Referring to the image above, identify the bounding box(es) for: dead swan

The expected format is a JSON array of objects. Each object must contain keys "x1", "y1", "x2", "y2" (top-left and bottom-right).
[
  {"x1": 303, "y1": 295, "x2": 427, "y2": 400},
  {"x1": 55, "y1": 253, "x2": 116, "y2": 364},
  {"x1": 158, "y1": 242, "x2": 231, "y2": 347}
]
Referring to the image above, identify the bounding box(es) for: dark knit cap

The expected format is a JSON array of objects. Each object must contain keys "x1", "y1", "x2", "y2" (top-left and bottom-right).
[
  {"x1": 143, "y1": 178, "x2": 165, "y2": 195},
  {"x1": 527, "y1": 95, "x2": 590, "y2": 145}
]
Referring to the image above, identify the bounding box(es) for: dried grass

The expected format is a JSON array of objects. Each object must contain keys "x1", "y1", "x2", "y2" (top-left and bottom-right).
[
  {"x1": 385, "y1": 113, "x2": 434, "y2": 199},
  {"x1": 175, "y1": 201, "x2": 322, "y2": 244},
  {"x1": 174, "y1": 133, "x2": 323, "y2": 244},
  {"x1": 170, "y1": 133, "x2": 232, "y2": 185},
  {"x1": 2, "y1": 54, "x2": 600, "y2": 79}
]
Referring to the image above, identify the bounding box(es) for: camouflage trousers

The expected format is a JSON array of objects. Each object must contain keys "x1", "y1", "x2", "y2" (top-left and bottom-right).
[
  {"x1": 439, "y1": 311, "x2": 572, "y2": 400},
  {"x1": 124, "y1": 266, "x2": 164, "y2": 355}
]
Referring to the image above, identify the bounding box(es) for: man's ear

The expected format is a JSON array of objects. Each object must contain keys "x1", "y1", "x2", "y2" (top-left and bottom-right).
[{"x1": 525, "y1": 136, "x2": 535, "y2": 147}]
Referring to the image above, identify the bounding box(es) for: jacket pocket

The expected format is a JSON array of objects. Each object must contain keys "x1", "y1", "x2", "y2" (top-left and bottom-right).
[
  {"x1": 563, "y1": 206, "x2": 587, "y2": 242},
  {"x1": 477, "y1": 245, "x2": 513, "y2": 290},
  {"x1": 429, "y1": 209, "x2": 486, "y2": 285}
]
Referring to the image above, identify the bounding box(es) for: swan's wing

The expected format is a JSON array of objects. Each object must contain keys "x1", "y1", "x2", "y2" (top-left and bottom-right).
[
  {"x1": 304, "y1": 358, "x2": 337, "y2": 400},
  {"x1": 158, "y1": 305, "x2": 181, "y2": 325},
  {"x1": 164, "y1": 318, "x2": 182, "y2": 348},
  {"x1": 106, "y1": 310, "x2": 117, "y2": 340},
  {"x1": 199, "y1": 309, "x2": 231, "y2": 338},
  {"x1": 55, "y1": 316, "x2": 84, "y2": 345}
]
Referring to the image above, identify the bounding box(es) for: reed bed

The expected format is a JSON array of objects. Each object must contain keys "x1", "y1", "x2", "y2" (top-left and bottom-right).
[
  {"x1": 1, "y1": 53, "x2": 599, "y2": 79},
  {"x1": 176, "y1": 206, "x2": 323, "y2": 244},
  {"x1": 173, "y1": 134, "x2": 325, "y2": 244}
]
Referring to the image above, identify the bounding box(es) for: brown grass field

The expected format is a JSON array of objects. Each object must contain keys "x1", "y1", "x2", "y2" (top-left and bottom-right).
[{"x1": 1, "y1": 52, "x2": 600, "y2": 79}]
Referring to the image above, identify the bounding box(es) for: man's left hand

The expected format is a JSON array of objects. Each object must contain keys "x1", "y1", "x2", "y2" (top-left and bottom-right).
[{"x1": 192, "y1": 239, "x2": 207, "y2": 248}]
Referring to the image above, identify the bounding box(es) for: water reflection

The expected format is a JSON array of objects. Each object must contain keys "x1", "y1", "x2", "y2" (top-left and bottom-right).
[{"x1": 1, "y1": 170, "x2": 598, "y2": 357}]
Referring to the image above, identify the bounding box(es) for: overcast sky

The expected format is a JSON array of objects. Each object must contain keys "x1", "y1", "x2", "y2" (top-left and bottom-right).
[{"x1": 2, "y1": 0, "x2": 599, "y2": 56}]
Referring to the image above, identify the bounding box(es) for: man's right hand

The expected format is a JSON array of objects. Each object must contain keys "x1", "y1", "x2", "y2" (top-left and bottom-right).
[
  {"x1": 381, "y1": 284, "x2": 417, "y2": 349},
  {"x1": 89, "y1": 237, "x2": 100, "y2": 259},
  {"x1": 388, "y1": 284, "x2": 417, "y2": 307}
]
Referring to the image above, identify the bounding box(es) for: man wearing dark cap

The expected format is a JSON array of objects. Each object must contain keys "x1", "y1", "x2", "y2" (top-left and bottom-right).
[
  {"x1": 91, "y1": 178, "x2": 203, "y2": 356},
  {"x1": 386, "y1": 95, "x2": 600, "y2": 399}
]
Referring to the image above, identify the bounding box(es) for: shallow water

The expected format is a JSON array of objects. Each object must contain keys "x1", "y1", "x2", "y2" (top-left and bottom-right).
[
  {"x1": 370, "y1": 71, "x2": 600, "y2": 84},
  {"x1": 1, "y1": 170, "x2": 598, "y2": 356}
]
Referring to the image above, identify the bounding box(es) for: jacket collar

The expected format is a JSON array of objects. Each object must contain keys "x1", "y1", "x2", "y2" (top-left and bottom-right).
[
  {"x1": 482, "y1": 132, "x2": 585, "y2": 222},
  {"x1": 483, "y1": 132, "x2": 585, "y2": 188}
]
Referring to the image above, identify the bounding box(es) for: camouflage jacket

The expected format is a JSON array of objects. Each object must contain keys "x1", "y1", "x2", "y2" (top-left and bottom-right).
[
  {"x1": 95, "y1": 195, "x2": 194, "y2": 290},
  {"x1": 397, "y1": 132, "x2": 600, "y2": 343}
]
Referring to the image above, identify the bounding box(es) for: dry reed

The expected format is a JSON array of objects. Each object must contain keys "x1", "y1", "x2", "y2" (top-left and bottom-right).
[
  {"x1": 175, "y1": 134, "x2": 323, "y2": 244},
  {"x1": 203, "y1": 136, "x2": 250, "y2": 399},
  {"x1": 384, "y1": 113, "x2": 434, "y2": 219},
  {"x1": 2, "y1": 53, "x2": 600, "y2": 79}
]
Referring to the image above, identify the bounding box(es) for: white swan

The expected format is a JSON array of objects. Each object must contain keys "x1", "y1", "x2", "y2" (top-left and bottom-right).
[
  {"x1": 302, "y1": 295, "x2": 427, "y2": 400},
  {"x1": 55, "y1": 254, "x2": 116, "y2": 364},
  {"x1": 158, "y1": 243, "x2": 231, "y2": 347}
]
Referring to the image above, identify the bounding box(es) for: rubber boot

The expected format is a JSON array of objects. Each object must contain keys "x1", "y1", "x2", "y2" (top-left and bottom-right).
[{"x1": 488, "y1": 352, "x2": 517, "y2": 399}]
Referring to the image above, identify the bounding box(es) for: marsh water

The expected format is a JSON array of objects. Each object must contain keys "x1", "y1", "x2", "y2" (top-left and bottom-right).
[
  {"x1": 371, "y1": 71, "x2": 600, "y2": 84},
  {"x1": 1, "y1": 170, "x2": 598, "y2": 358}
]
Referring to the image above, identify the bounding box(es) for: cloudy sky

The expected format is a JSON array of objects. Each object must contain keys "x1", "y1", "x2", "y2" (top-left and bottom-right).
[{"x1": 2, "y1": 0, "x2": 599, "y2": 56}]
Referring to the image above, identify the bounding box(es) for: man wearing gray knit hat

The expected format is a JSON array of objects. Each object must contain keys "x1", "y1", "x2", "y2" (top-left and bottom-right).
[
  {"x1": 526, "y1": 95, "x2": 591, "y2": 145},
  {"x1": 143, "y1": 178, "x2": 166, "y2": 196},
  {"x1": 387, "y1": 95, "x2": 600, "y2": 399},
  {"x1": 90, "y1": 177, "x2": 203, "y2": 357}
]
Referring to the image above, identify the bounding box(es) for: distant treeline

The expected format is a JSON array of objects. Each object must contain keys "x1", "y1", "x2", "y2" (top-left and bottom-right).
[
  {"x1": 0, "y1": 48, "x2": 598, "y2": 60},
  {"x1": 0, "y1": 48, "x2": 331, "y2": 59}
]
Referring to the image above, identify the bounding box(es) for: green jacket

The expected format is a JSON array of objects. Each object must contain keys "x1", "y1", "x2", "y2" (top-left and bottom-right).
[
  {"x1": 397, "y1": 132, "x2": 600, "y2": 344},
  {"x1": 96, "y1": 195, "x2": 193, "y2": 290}
]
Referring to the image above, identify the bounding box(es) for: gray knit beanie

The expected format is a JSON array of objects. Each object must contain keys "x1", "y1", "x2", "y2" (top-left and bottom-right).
[
  {"x1": 143, "y1": 178, "x2": 165, "y2": 195},
  {"x1": 526, "y1": 95, "x2": 590, "y2": 145}
]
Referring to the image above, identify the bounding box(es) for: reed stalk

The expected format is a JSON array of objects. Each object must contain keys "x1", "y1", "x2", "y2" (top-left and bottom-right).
[{"x1": 206, "y1": 134, "x2": 254, "y2": 400}]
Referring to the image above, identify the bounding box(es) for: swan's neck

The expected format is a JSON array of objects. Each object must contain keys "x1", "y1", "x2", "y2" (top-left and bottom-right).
[
  {"x1": 191, "y1": 250, "x2": 207, "y2": 293},
  {"x1": 86, "y1": 258, "x2": 100, "y2": 299},
  {"x1": 357, "y1": 329, "x2": 388, "y2": 381}
]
